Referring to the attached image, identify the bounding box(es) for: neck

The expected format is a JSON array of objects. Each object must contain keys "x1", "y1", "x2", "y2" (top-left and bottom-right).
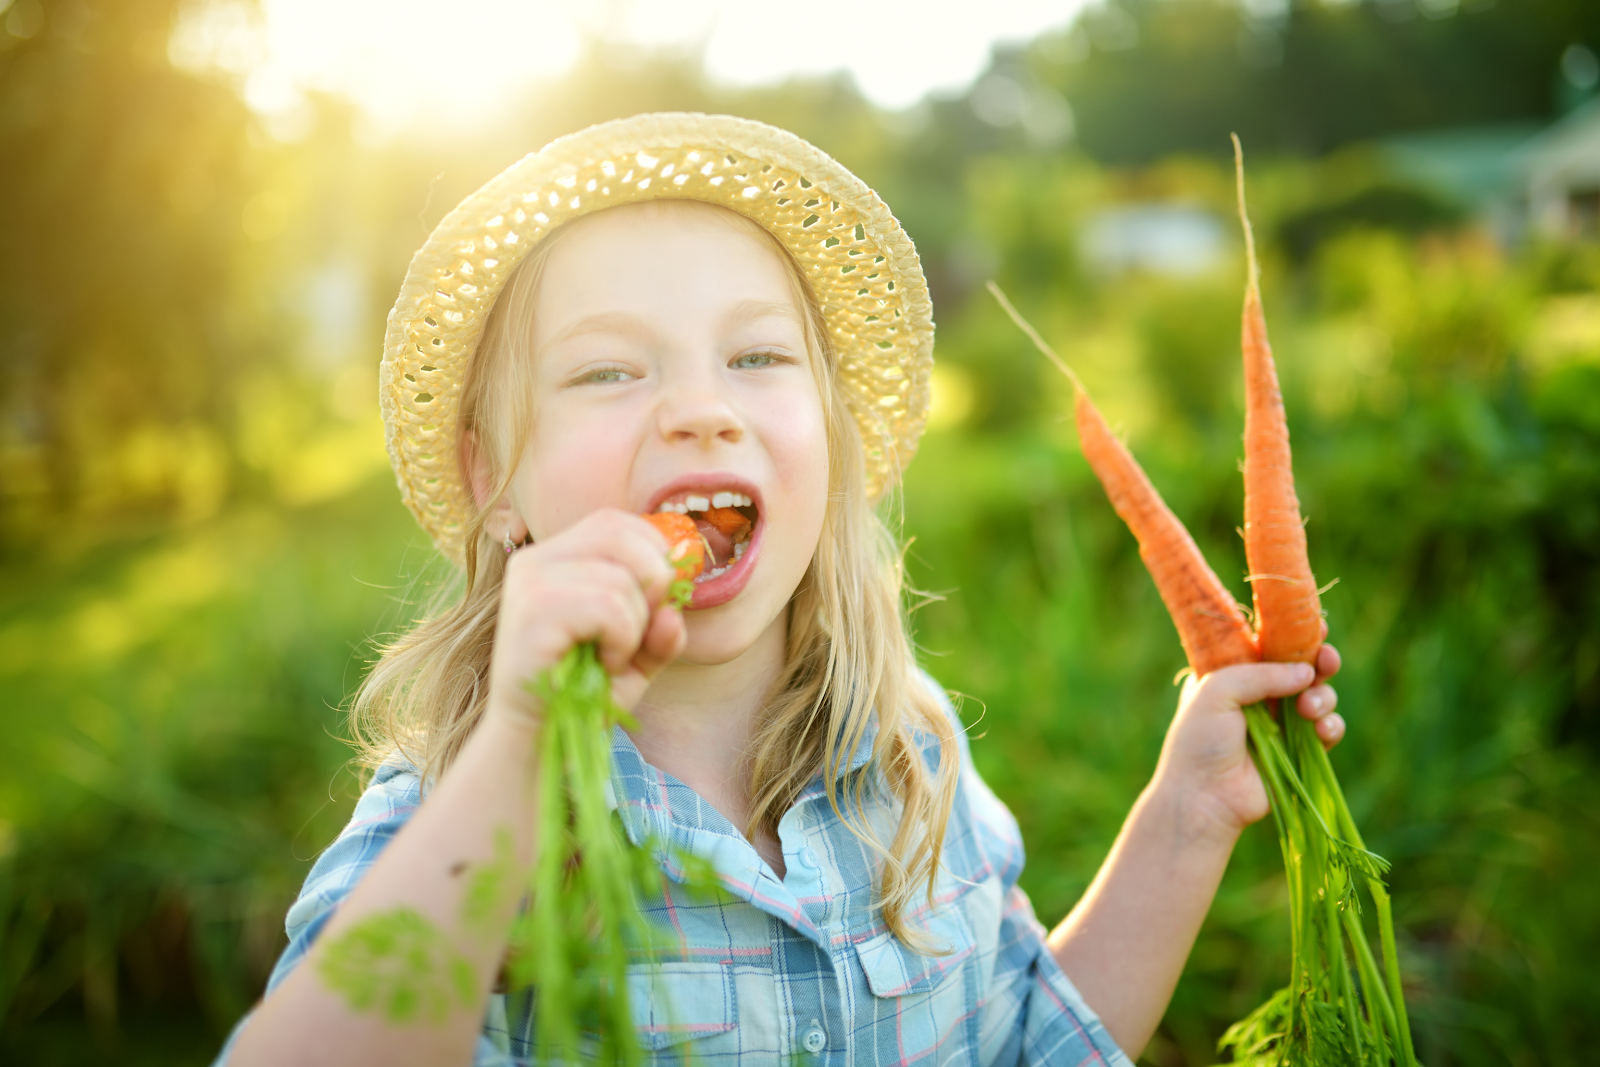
[{"x1": 628, "y1": 608, "x2": 788, "y2": 842}]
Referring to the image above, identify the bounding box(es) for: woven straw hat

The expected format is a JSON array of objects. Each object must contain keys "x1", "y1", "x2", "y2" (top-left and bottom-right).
[{"x1": 381, "y1": 113, "x2": 934, "y2": 563}]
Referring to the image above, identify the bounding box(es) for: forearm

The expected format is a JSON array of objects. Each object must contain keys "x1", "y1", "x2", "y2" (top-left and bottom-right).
[
  {"x1": 1046, "y1": 777, "x2": 1239, "y2": 1058},
  {"x1": 230, "y1": 710, "x2": 541, "y2": 1067}
]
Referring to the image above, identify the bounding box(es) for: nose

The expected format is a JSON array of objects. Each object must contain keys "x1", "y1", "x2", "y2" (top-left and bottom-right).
[{"x1": 656, "y1": 364, "x2": 745, "y2": 449}]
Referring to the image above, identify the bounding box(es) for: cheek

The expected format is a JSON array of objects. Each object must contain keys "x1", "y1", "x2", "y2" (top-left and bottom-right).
[
  {"x1": 768, "y1": 392, "x2": 831, "y2": 530},
  {"x1": 513, "y1": 407, "x2": 637, "y2": 539}
]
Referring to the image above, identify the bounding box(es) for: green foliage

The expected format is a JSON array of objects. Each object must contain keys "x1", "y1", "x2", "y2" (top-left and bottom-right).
[
  {"x1": 1027, "y1": 0, "x2": 1600, "y2": 163},
  {"x1": 317, "y1": 908, "x2": 474, "y2": 1025},
  {"x1": 903, "y1": 218, "x2": 1600, "y2": 1064}
]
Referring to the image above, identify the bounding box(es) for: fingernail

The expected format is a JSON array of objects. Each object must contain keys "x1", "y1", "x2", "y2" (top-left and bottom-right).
[{"x1": 1308, "y1": 693, "x2": 1323, "y2": 712}]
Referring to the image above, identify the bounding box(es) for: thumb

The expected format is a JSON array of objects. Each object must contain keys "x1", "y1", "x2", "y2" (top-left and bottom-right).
[{"x1": 1203, "y1": 661, "x2": 1317, "y2": 708}]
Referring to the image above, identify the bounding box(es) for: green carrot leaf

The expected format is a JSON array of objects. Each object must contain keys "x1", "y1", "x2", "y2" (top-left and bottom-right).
[{"x1": 317, "y1": 907, "x2": 475, "y2": 1025}]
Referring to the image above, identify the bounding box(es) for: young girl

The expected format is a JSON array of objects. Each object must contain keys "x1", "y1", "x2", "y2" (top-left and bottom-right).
[{"x1": 217, "y1": 113, "x2": 1343, "y2": 1066}]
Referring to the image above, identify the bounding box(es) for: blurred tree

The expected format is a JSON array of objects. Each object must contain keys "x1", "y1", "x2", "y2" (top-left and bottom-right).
[
  {"x1": 1020, "y1": 0, "x2": 1600, "y2": 163},
  {"x1": 0, "y1": 0, "x2": 263, "y2": 552}
]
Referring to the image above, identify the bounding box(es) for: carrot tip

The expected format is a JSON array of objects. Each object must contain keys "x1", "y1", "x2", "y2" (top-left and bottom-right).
[
  {"x1": 986, "y1": 280, "x2": 1085, "y2": 393},
  {"x1": 1232, "y1": 134, "x2": 1260, "y2": 296}
]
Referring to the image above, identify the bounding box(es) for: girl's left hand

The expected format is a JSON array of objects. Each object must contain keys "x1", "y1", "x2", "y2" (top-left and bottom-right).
[{"x1": 1156, "y1": 640, "x2": 1343, "y2": 839}]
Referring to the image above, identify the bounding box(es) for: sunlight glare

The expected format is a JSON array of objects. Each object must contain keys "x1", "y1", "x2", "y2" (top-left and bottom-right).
[{"x1": 173, "y1": 0, "x2": 1088, "y2": 136}]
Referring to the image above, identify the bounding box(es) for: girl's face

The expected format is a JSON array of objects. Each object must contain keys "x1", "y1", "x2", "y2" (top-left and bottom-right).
[{"x1": 510, "y1": 202, "x2": 830, "y2": 664}]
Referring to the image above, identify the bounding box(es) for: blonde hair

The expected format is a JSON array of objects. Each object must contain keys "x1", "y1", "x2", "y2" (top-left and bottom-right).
[{"x1": 352, "y1": 201, "x2": 959, "y2": 947}]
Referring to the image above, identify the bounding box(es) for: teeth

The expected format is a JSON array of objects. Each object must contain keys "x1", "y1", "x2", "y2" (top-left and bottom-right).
[
  {"x1": 694, "y1": 563, "x2": 731, "y2": 583},
  {"x1": 656, "y1": 491, "x2": 755, "y2": 513},
  {"x1": 733, "y1": 541, "x2": 747, "y2": 559}
]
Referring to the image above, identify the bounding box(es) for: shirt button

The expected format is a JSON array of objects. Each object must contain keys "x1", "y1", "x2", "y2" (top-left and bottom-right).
[
  {"x1": 801, "y1": 847, "x2": 821, "y2": 869},
  {"x1": 803, "y1": 1026, "x2": 826, "y2": 1053}
]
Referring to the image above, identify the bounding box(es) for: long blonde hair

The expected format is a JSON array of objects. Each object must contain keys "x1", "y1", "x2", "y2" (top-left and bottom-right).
[{"x1": 351, "y1": 201, "x2": 959, "y2": 947}]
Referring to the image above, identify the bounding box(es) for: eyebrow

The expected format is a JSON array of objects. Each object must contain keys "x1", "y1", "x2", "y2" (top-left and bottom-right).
[
  {"x1": 542, "y1": 299, "x2": 803, "y2": 351},
  {"x1": 725, "y1": 298, "x2": 803, "y2": 329},
  {"x1": 542, "y1": 311, "x2": 654, "y2": 350}
]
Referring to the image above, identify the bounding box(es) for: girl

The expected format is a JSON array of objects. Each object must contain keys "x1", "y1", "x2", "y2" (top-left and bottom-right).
[{"x1": 218, "y1": 113, "x2": 1343, "y2": 1066}]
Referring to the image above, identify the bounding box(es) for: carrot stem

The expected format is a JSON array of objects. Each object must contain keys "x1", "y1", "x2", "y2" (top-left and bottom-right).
[
  {"x1": 1345, "y1": 907, "x2": 1396, "y2": 1065},
  {"x1": 1306, "y1": 728, "x2": 1419, "y2": 1067}
]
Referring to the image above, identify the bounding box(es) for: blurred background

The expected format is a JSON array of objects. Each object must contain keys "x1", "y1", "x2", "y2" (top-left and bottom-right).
[{"x1": 3, "y1": 0, "x2": 1599, "y2": 1063}]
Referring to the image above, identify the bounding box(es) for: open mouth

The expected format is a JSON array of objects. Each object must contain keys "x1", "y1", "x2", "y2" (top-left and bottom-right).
[{"x1": 654, "y1": 489, "x2": 760, "y2": 585}]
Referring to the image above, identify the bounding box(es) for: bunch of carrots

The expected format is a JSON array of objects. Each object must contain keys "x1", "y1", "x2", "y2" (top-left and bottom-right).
[
  {"x1": 319, "y1": 513, "x2": 711, "y2": 1065},
  {"x1": 990, "y1": 138, "x2": 1418, "y2": 1067}
]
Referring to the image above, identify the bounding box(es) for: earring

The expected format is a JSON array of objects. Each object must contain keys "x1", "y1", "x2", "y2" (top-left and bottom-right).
[{"x1": 503, "y1": 532, "x2": 517, "y2": 555}]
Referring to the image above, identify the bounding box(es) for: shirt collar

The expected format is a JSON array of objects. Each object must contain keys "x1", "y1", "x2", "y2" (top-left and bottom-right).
[{"x1": 606, "y1": 724, "x2": 836, "y2": 949}]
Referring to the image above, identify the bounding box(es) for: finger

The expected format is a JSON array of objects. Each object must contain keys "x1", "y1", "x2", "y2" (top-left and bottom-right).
[
  {"x1": 1203, "y1": 661, "x2": 1317, "y2": 708},
  {"x1": 1316, "y1": 712, "x2": 1345, "y2": 750},
  {"x1": 632, "y1": 605, "x2": 686, "y2": 681},
  {"x1": 547, "y1": 509, "x2": 676, "y2": 607},
  {"x1": 1315, "y1": 643, "x2": 1342, "y2": 683},
  {"x1": 593, "y1": 510, "x2": 678, "y2": 607},
  {"x1": 1320, "y1": 617, "x2": 1329, "y2": 640},
  {"x1": 558, "y1": 561, "x2": 651, "y2": 675},
  {"x1": 611, "y1": 667, "x2": 651, "y2": 712},
  {"x1": 1295, "y1": 683, "x2": 1338, "y2": 721}
]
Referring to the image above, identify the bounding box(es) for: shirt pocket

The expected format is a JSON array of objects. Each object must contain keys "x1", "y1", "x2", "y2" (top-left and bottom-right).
[
  {"x1": 853, "y1": 903, "x2": 975, "y2": 998},
  {"x1": 627, "y1": 961, "x2": 738, "y2": 1051}
]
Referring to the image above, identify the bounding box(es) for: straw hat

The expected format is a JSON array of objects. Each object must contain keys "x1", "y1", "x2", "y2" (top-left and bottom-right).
[{"x1": 381, "y1": 112, "x2": 935, "y2": 563}]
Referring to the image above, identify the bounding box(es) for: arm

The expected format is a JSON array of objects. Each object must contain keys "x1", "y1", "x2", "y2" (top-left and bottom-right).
[
  {"x1": 228, "y1": 510, "x2": 683, "y2": 1067},
  {"x1": 1047, "y1": 645, "x2": 1344, "y2": 1057}
]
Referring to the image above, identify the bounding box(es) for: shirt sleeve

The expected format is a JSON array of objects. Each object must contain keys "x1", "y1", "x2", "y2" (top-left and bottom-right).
[
  {"x1": 988, "y1": 884, "x2": 1134, "y2": 1067},
  {"x1": 212, "y1": 761, "x2": 446, "y2": 1064}
]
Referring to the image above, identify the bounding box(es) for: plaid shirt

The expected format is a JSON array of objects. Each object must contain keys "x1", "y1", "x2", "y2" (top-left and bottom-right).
[{"x1": 215, "y1": 679, "x2": 1131, "y2": 1066}]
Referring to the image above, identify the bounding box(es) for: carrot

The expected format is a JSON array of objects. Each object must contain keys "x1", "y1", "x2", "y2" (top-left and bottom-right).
[
  {"x1": 1220, "y1": 139, "x2": 1417, "y2": 1067},
  {"x1": 645, "y1": 511, "x2": 708, "y2": 584},
  {"x1": 987, "y1": 282, "x2": 1258, "y2": 678},
  {"x1": 699, "y1": 505, "x2": 753, "y2": 543},
  {"x1": 1233, "y1": 134, "x2": 1324, "y2": 665}
]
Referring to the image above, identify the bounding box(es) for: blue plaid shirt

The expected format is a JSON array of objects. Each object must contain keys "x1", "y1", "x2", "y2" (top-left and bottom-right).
[{"x1": 215, "y1": 679, "x2": 1131, "y2": 1066}]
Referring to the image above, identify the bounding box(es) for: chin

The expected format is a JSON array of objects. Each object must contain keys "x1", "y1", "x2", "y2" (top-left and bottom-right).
[{"x1": 678, "y1": 602, "x2": 782, "y2": 666}]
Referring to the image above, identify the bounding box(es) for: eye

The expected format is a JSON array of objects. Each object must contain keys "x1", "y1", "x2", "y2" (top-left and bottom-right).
[
  {"x1": 571, "y1": 365, "x2": 636, "y2": 386},
  {"x1": 730, "y1": 348, "x2": 793, "y2": 370}
]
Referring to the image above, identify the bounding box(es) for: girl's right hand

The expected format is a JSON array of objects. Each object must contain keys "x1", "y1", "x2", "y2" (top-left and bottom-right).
[{"x1": 485, "y1": 508, "x2": 687, "y2": 730}]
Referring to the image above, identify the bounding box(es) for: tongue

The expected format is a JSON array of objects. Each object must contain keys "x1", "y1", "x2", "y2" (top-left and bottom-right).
[{"x1": 694, "y1": 519, "x2": 734, "y2": 566}]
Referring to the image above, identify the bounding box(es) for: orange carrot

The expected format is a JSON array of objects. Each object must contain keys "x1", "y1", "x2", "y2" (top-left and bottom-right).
[
  {"x1": 644, "y1": 512, "x2": 706, "y2": 582},
  {"x1": 988, "y1": 282, "x2": 1259, "y2": 677},
  {"x1": 1233, "y1": 136, "x2": 1323, "y2": 665},
  {"x1": 699, "y1": 506, "x2": 752, "y2": 543}
]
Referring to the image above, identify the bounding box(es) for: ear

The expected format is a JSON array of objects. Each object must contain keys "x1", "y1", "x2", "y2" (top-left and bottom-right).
[{"x1": 460, "y1": 429, "x2": 527, "y2": 543}]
